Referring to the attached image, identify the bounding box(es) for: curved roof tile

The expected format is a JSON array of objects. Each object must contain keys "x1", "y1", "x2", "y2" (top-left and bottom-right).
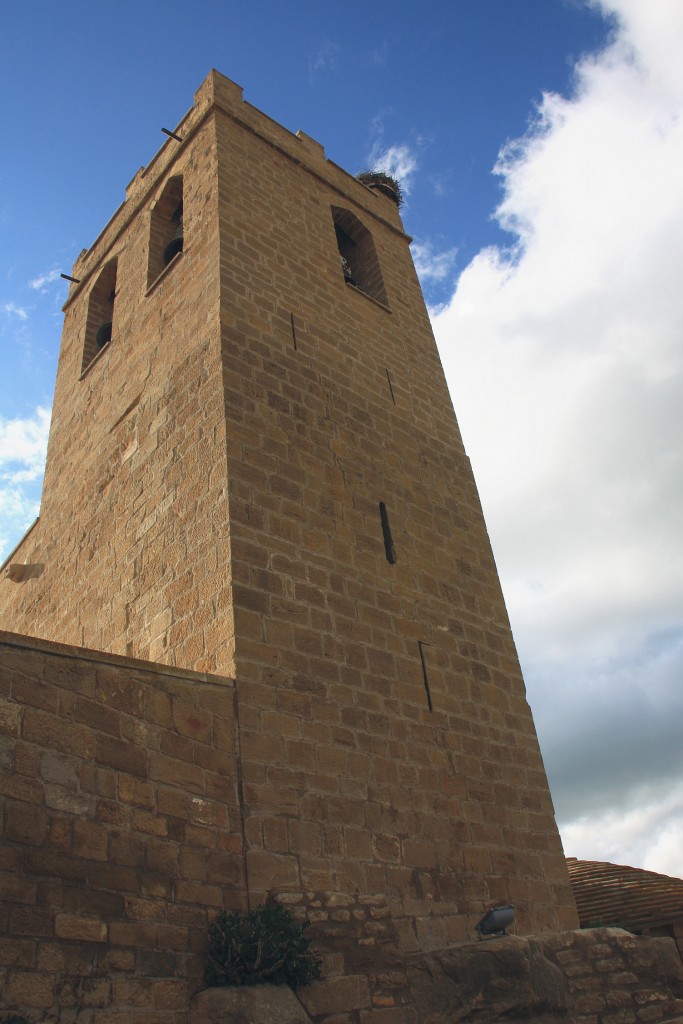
[{"x1": 567, "y1": 857, "x2": 683, "y2": 932}]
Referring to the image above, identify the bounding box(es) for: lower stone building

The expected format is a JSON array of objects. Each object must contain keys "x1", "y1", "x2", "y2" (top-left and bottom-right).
[{"x1": 2, "y1": 631, "x2": 683, "y2": 1024}]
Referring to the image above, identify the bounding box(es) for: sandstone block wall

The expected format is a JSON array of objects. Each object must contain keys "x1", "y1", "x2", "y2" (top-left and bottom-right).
[
  {"x1": 0, "y1": 75, "x2": 234, "y2": 675},
  {"x1": 0, "y1": 68, "x2": 577, "y2": 951},
  {"x1": 210, "y1": 74, "x2": 578, "y2": 936},
  {"x1": 192, "y1": 930, "x2": 683, "y2": 1024},
  {"x1": 0, "y1": 632, "x2": 244, "y2": 1023},
  {"x1": 401, "y1": 930, "x2": 683, "y2": 1024},
  {"x1": 2, "y1": 633, "x2": 682, "y2": 1024},
  {"x1": 542, "y1": 929, "x2": 683, "y2": 1024}
]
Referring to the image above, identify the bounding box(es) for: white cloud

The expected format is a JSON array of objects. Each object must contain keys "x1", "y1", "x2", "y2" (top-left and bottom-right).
[
  {"x1": 29, "y1": 268, "x2": 61, "y2": 291},
  {"x1": 0, "y1": 406, "x2": 51, "y2": 481},
  {"x1": 411, "y1": 240, "x2": 458, "y2": 285},
  {"x1": 0, "y1": 484, "x2": 40, "y2": 527},
  {"x1": 563, "y1": 782, "x2": 683, "y2": 878},
  {"x1": 0, "y1": 407, "x2": 50, "y2": 561},
  {"x1": 368, "y1": 41, "x2": 389, "y2": 67},
  {"x1": 367, "y1": 141, "x2": 418, "y2": 194},
  {"x1": 433, "y1": 0, "x2": 683, "y2": 874},
  {"x1": 309, "y1": 42, "x2": 340, "y2": 76},
  {"x1": 3, "y1": 302, "x2": 28, "y2": 321}
]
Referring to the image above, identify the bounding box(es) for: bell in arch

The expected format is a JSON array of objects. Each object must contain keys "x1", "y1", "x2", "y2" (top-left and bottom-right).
[
  {"x1": 163, "y1": 201, "x2": 184, "y2": 266},
  {"x1": 96, "y1": 322, "x2": 113, "y2": 349}
]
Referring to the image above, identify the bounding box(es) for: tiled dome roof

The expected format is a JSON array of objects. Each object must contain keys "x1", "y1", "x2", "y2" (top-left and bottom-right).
[{"x1": 567, "y1": 857, "x2": 683, "y2": 931}]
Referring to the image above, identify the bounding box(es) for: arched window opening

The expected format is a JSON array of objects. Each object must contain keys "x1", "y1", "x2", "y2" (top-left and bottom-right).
[
  {"x1": 331, "y1": 206, "x2": 387, "y2": 307},
  {"x1": 148, "y1": 175, "x2": 184, "y2": 287},
  {"x1": 82, "y1": 258, "x2": 118, "y2": 372}
]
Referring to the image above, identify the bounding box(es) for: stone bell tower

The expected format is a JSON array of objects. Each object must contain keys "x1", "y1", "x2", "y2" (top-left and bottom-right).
[{"x1": 0, "y1": 68, "x2": 577, "y2": 970}]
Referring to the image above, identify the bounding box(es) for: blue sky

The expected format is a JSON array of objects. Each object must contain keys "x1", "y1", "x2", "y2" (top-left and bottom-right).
[{"x1": 2, "y1": 1, "x2": 683, "y2": 877}]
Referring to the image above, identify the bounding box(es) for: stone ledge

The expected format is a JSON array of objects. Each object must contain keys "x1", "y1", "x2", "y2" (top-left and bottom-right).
[
  {"x1": 188, "y1": 931, "x2": 683, "y2": 1024},
  {"x1": 191, "y1": 983, "x2": 313, "y2": 1024}
]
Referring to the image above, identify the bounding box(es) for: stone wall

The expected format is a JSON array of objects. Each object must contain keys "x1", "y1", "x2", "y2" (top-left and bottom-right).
[
  {"x1": 0, "y1": 631, "x2": 244, "y2": 1023},
  {"x1": 191, "y1": 929, "x2": 683, "y2": 1024},
  {"x1": 403, "y1": 929, "x2": 683, "y2": 1024},
  {"x1": 2, "y1": 635, "x2": 682, "y2": 1024},
  {"x1": 0, "y1": 630, "x2": 566, "y2": 1024},
  {"x1": 545, "y1": 929, "x2": 683, "y2": 1024},
  {"x1": 0, "y1": 75, "x2": 233, "y2": 676},
  {"x1": 210, "y1": 70, "x2": 578, "y2": 939},
  {"x1": 0, "y1": 69, "x2": 578, "y2": 941}
]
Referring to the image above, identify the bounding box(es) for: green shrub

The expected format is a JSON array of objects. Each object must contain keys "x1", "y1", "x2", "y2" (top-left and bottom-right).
[{"x1": 204, "y1": 903, "x2": 323, "y2": 989}]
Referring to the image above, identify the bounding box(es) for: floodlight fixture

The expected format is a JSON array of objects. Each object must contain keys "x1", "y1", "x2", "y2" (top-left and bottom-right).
[{"x1": 476, "y1": 905, "x2": 515, "y2": 939}]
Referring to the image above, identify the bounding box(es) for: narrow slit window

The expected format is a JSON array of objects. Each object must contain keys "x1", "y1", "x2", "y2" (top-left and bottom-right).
[
  {"x1": 386, "y1": 368, "x2": 396, "y2": 404},
  {"x1": 82, "y1": 258, "x2": 118, "y2": 372},
  {"x1": 418, "y1": 641, "x2": 433, "y2": 712},
  {"x1": 379, "y1": 501, "x2": 397, "y2": 564}
]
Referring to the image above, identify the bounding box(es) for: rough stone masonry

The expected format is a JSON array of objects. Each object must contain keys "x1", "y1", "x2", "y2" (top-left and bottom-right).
[{"x1": 3, "y1": 71, "x2": 671, "y2": 1024}]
